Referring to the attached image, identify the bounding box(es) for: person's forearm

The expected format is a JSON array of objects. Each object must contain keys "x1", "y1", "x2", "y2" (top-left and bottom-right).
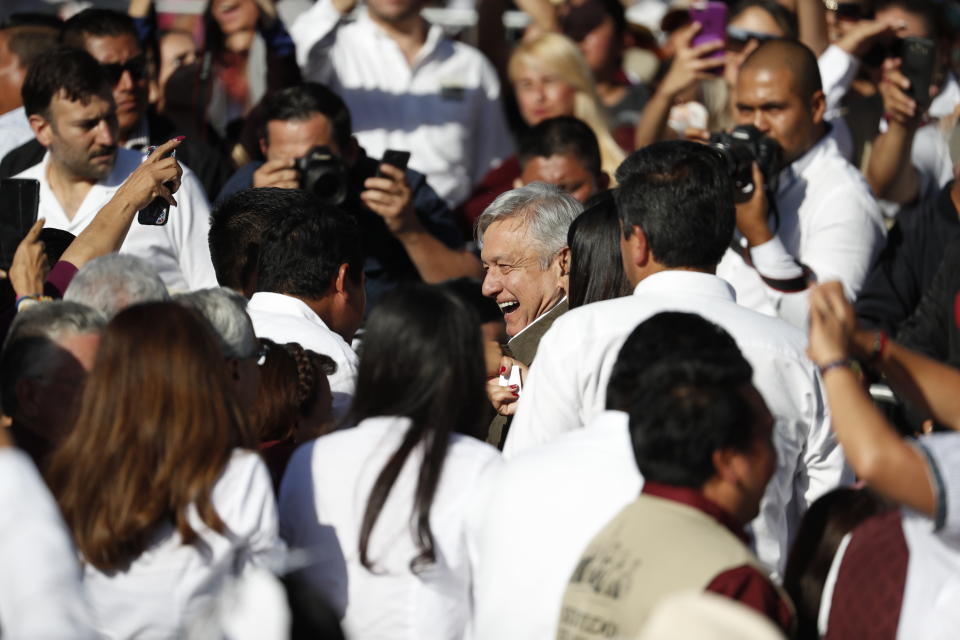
[
  {"x1": 854, "y1": 330, "x2": 960, "y2": 429},
  {"x1": 796, "y1": 0, "x2": 829, "y2": 57},
  {"x1": 634, "y1": 91, "x2": 676, "y2": 149},
  {"x1": 821, "y1": 364, "x2": 934, "y2": 515},
  {"x1": 59, "y1": 199, "x2": 138, "y2": 270},
  {"x1": 393, "y1": 228, "x2": 483, "y2": 282},
  {"x1": 866, "y1": 121, "x2": 920, "y2": 203}
]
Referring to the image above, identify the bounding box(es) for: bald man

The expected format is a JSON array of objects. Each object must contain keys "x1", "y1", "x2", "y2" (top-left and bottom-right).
[{"x1": 715, "y1": 38, "x2": 885, "y2": 328}]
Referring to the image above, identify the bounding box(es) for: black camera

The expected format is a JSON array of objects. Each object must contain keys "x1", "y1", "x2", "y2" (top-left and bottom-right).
[
  {"x1": 708, "y1": 125, "x2": 783, "y2": 204},
  {"x1": 295, "y1": 146, "x2": 349, "y2": 205}
]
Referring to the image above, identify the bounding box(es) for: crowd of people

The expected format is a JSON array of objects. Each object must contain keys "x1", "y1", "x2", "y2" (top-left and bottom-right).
[{"x1": 0, "y1": 0, "x2": 959, "y2": 637}]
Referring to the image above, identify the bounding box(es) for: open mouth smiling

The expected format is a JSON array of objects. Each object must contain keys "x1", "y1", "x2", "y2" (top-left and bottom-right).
[{"x1": 498, "y1": 301, "x2": 520, "y2": 315}]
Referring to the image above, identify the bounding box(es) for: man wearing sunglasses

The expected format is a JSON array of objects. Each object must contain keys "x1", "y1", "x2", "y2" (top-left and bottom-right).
[{"x1": 0, "y1": 9, "x2": 230, "y2": 202}]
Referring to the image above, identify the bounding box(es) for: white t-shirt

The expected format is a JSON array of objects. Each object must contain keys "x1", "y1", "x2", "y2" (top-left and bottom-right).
[
  {"x1": 506, "y1": 271, "x2": 850, "y2": 575},
  {"x1": 82, "y1": 449, "x2": 283, "y2": 639},
  {"x1": 0, "y1": 447, "x2": 96, "y2": 638},
  {"x1": 467, "y1": 410, "x2": 642, "y2": 640},
  {"x1": 290, "y1": 3, "x2": 514, "y2": 207},
  {"x1": 15, "y1": 148, "x2": 219, "y2": 293},
  {"x1": 246, "y1": 291, "x2": 358, "y2": 416},
  {"x1": 279, "y1": 415, "x2": 501, "y2": 639},
  {"x1": 0, "y1": 107, "x2": 33, "y2": 163}
]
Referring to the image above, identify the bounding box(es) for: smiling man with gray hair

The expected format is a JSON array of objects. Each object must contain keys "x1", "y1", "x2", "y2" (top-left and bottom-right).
[{"x1": 478, "y1": 182, "x2": 583, "y2": 447}]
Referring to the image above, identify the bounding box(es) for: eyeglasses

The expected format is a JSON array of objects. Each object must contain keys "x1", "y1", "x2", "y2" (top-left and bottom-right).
[
  {"x1": 99, "y1": 55, "x2": 148, "y2": 85},
  {"x1": 726, "y1": 26, "x2": 780, "y2": 52}
]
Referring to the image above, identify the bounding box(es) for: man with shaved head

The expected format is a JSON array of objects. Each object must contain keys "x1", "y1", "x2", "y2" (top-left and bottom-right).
[{"x1": 716, "y1": 38, "x2": 885, "y2": 329}]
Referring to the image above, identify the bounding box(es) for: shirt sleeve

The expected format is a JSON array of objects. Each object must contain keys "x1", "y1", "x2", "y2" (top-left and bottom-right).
[
  {"x1": 170, "y1": 169, "x2": 219, "y2": 291},
  {"x1": 914, "y1": 433, "x2": 960, "y2": 534},
  {"x1": 818, "y1": 45, "x2": 860, "y2": 117},
  {"x1": 763, "y1": 183, "x2": 885, "y2": 329},
  {"x1": 290, "y1": 0, "x2": 344, "y2": 77},
  {"x1": 504, "y1": 316, "x2": 593, "y2": 458},
  {"x1": 44, "y1": 260, "x2": 79, "y2": 299},
  {"x1": 705, "y1": 564, "x2": 795, "y2": 635}
]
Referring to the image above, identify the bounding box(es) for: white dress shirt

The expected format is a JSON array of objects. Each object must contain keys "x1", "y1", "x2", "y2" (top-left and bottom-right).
[
  {"x1": 0, "y1": 447, "x2": 96, "y2": 639},
  {"x1": 15, "y1": 148, "x2": 218, "y2": 292},
  {"x1": 247, "y1": 291, "x2": 358, "y2": 416},
  {"x1": 0, "y1": 106, "x2": 33, "y2": 162},
  {"x1": 82, "y1": 449, "x2": 283, "y2": 639},
  {"x1": 278, "y1": 416, "x2": 501, "y2": 639},
  {"x1": 467, "y1": 410, "x2": 642, "y2": 640},
  {"x1": 506, "y1": 270, "x2": 850, "y2": 574},
  {"x1": 716, "y1": 133, "x2": 885, "y2": 329},
  {"x1": 290, "y1": 3, "x2": 514, "y2": 207}
]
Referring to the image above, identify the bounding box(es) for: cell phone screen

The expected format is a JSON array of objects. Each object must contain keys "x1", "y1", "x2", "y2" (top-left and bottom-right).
[{"x1": 0, "y1": 178, "x2": 40, "y2": 270}]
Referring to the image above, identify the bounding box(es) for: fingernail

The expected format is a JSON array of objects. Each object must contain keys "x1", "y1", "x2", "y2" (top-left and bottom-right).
[
  {"x1": 510, "y1": 384, "x2": 519, "y2": 390},
  {"x1": 174, "y1": 135, "x2": 186, "y2": 141},
  {"x1": 500, "y1": 366, "x2": 506, "y2": 374},
  {"x1": 512, "y1": 391, "x2": 520, "y2": 397}
]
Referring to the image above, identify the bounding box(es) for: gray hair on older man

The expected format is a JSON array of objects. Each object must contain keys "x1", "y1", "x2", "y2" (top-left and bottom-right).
[{"x1": 476, "y1": 182, "x2": 584, "y2": 269}]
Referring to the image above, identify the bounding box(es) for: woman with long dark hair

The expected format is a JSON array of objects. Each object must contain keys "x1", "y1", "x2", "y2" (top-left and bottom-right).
[
  {"x1": 279, "y1": 284, "x2": 500, "y2": 638},
  {"x1": 567, "y1": 191, "x2": 632, "y2": 308},
  {"x1": 47, "y1": 302, "x2": 282, "y2": 638}
]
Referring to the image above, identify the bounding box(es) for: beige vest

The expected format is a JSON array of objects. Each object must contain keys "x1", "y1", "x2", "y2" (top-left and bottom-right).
[{"x1": 557, "y1": 494, "x2": 765, "y2": 640}]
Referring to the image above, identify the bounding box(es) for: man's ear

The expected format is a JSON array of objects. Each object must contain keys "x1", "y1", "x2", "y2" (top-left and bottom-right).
[
  {"x1": 258, "y1": 137, "x2": 269, "y2": 159},
  {"x1": 557, "y1": 245, "x2": 571, "y2": 294},
  {"x1": 810, "y1": 90, "x2": 826, "y2": 125},
  {"x1": 334, "y1": 262, "x2": 351, "y2": 296},
  {"x1": 512, "y1": 177, "x2": 524, "y2": 189},
  {"x1": 622, "y1": 224, "x2": 651, "y2": 268},
  {"x1": 29, "y1": 113, "x2": 53, "y2": 149},
  {"x1": 711, "y1": 448, "x2": 739, "y2": 485}
]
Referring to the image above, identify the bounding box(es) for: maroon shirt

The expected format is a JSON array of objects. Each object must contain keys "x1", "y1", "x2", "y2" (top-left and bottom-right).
[
  {"x1": 643, "y1": 482, "x2": 796, "y2": 635},
  {"x1": 457, "y1": 156, "x2": 521, "y2": 234}
]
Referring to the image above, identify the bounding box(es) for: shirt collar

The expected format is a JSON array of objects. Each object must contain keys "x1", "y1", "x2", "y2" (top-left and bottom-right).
[
  {"x1": 779, "y1": 132, "x2": 837, "y2": 193},
  {"x1": 642, "y1": 481, "x2": 750, "y2": 545},
  {"x1": 632, "y1": 270, "x2": 736, "y2": 302},
  {"x1": 248, "y1": 292, "x2": 334, "y2": 331},
  {"x1": 123, "y1": 117, "x2": 150, "y2": 151},
  {"x1": 508, "y1": 295, "x2": 567, "y2": 342},
  {"x1": 356, "y1": 8, "x2": 445, "y2": 66}
]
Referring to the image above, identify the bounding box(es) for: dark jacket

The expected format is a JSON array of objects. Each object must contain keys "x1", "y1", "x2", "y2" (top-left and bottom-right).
[
  {"x1": 897, "y1": 237, "x2": 960, "y2": 367},
  {"x1": 855, "y1": 182, "x2": 960, "y2": 335},
  {"x1": 0, "y1": 111, "x2": 232, "y2": 202},
  {"x1": 217, "y1": 153, "x2": 465, "y2": 311}
]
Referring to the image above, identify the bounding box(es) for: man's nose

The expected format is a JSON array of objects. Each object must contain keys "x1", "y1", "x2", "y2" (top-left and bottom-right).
[
  {"x1": 481, "y1": 269, "x2": 500, "y2": 298},
  {"x1": 753, "y1": 110, "x2": 769, "y2": 132},
  {"x1": 115, "y1": 69, "x2": 135, "y2": 92},
  {"x1": 95, "y1": 119, "x2": 116, "y2": 147}
]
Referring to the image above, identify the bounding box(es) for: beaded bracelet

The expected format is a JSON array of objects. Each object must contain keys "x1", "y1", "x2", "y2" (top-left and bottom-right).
[
  {"x1": 867, "y1": 330, "x2": 888, "y2": 367},
  {"x1": 818, "y1": 358, "x2": 855, "y2": 376}
]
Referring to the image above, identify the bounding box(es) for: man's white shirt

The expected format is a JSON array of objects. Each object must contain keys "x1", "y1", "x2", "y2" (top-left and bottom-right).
[
  {"x1": 246, "y1": 291, "x2": 358, "y2": 415},
  {"x1": 467, "y1": 410, "x2": 642, "y2": 640},
  {"x1": 0, "y1": 107, "x2": 33, "y2": 163},
  {"x1": 290, "y1": 3, "x2": 514, "y2": 207},
  {"x1": 716, "y1": 133, "x2": 885, "y2": 328},
  {"x1": 15, "y1": 148, "x2": 218, "y2": 292},
  {"x1": 505, "y1": 270, "x2": 851, "y2": 574}
]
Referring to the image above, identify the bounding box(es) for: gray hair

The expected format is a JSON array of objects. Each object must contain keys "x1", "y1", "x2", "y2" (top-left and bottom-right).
[
  {"x1": 1, "y1": 301, "x2": 106, "y2": 419},
  {"x1": 476, "y1": 182, "x2": 584, "y2": 268},
  {"x1": 174, "y1": 287, "x2": 258, "y2": 360},
  {"x1": 63, "y1": 254, "x2": 169, "y2": 318}
]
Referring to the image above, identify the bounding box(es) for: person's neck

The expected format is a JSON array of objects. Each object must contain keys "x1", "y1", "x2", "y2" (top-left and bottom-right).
[
  {"x1": 629, "y1": 264, "x2": 714, "y2": 288},
  {"x1": 289, "y1": 293, "x2": 353, "y2": 342},
  {"x1": 369, "y1": 12, "x2": 428, "y2": 66},
  {"x1": 46, "y1": 158, "x2": 97, "y2": 221},
  {"x1": 224, "y1": 29, "x2": 255, "y2": 54}
]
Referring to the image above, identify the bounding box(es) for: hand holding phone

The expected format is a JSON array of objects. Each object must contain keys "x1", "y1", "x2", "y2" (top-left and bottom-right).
[
  {"x1": 897, "y1": 37, "x2": 936, "y2": 113},
  {"x1": 689, "y1": 1, "x2": 728, "y2": 62},
  {"x1": 377, "y1": 149, "x2": 411, "y2": 176},
  {"x1": 134, "y1": 137, "x2": 185, "y2": 226}
]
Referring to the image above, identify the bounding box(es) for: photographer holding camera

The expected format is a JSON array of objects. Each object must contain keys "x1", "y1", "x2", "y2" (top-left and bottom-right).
[
  {"x1": 218, "y1": 83, "x2": 481, "y2": 309},
  {"x1": 715, "y1": 38, "x2": 884, "y2": 329}
]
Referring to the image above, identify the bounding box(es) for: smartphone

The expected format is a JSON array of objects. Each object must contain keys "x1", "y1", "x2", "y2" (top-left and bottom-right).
[
  {"x1": 898, "y1": 37, "x2": 937, "y2": 112},
  {"x1": 138, "y1": 145, "x2": 175, "y2": 226},
  {"x1": 377, "y1": 149, "x2": 411, "y2": 177},
  {"x1": 689, "y1": 1, "x2": 728, "y2": 63},
  {"x1": 0, "y1": 178, "x2": 40, "y2": 270}
]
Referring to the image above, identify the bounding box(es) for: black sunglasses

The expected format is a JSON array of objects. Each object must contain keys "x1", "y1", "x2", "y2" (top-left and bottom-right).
[
  {"x1": 99, "y1": 55, "x2": 148, "y2": 85},
  {"x1": 726, "y1": 26, "x2": 780, "y2": 50}
]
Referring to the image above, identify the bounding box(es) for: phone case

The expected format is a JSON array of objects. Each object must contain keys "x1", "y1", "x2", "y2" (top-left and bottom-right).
[{"x1": 689, "y1": 1, "x2": 728, "y2": 60}]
